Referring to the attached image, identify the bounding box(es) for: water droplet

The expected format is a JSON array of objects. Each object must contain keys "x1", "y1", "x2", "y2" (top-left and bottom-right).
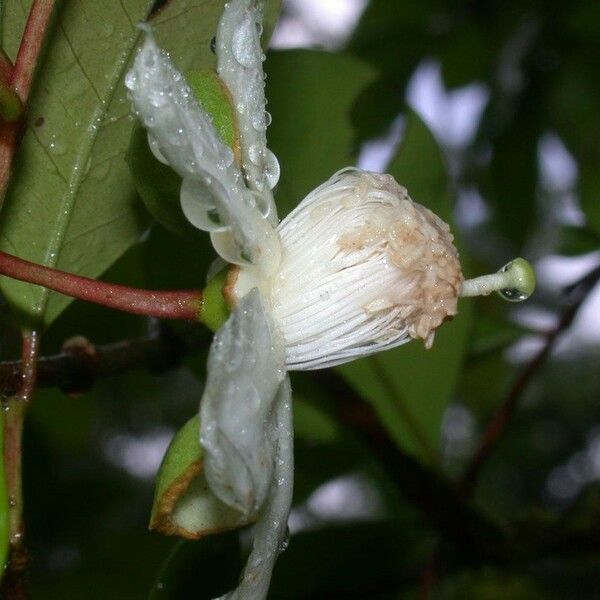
[
  {"x1": 124, "y1": 71, "x2": 137, "y2": 89},
  {"x1": 499, "y1": 288, "x2": 528, "y2": 302},
  {"x1": 180, "y1": 177, "x2": 230, "y2": 233},
  {"x1": 148, "y1": 88, "x2": 167, "y2": 108},
  {"x1": 210, "y1": 36, "x2": 216, "y2": 54},
  {"x1": 231, "y1": 19, "x2": 255, "y2": 68},
  {"x1": 48, "y1": 137, "x2": 67, "y2": 155},
  {"x1": 279, "y1": 527, "x2": 290, "y2": 553},
  {"x1": 248, "y1": 191, "x2": 271, "y2": 218},
  {"x1": 251, "y1": 111, "x2": 267, "y2": 132},
  {"x1": 264, "y1": 149, "x2": 280, "y2": 189},
  {"x1": 222, "y1": 146, "x2": 235, "y2": 168},
  {"x1": 147, "y1": 134, "x2": 168, "y2": 164},
  {"x1": 248, "y1": 144, "x2": 262, "y2": 166}
]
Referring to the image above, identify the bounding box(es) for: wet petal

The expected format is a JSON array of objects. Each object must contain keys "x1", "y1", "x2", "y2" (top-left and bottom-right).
[
  {"x1": 217, "y1": 0, "x2": 280, "y2": 223},
  {"x1": 126, "y1": 27, "x2": 280, "y2": 272},
  {"x1": 200, "y1": 289, "x2": 286, "y2": 517},
  {"x1": 220, "y1": 377, "x2": 293, "y2": 600}
]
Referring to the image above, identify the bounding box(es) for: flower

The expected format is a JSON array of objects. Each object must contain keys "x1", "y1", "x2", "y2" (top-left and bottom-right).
[
  {"x1": 231, "y1": 167, "x2": 464, "y2": 368},
  {"x1": 125, "y1": 2, "x2": 535, "y2": 599}
]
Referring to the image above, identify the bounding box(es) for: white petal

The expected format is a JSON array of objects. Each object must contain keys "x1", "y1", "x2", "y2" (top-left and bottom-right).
[
  {"x1": 200, "y1": 289, "x2": 286, "y2": 517},
  {"x1": 126, "y1": 27, "x2": 280, "y2": 272},
  {"x1": 219, "y1": 377, "x2": 294, "y2": 600},
  {"x1": 217, "y1": 0, "x2": 280, "y2": 224}
]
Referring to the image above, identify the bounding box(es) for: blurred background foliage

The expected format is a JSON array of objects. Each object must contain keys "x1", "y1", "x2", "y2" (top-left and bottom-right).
[{"x1": 1, "y1": 0, "x2": 600, "y2": 597}]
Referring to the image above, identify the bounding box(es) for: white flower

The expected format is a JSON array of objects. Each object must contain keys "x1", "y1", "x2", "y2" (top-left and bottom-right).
[
  {"x1": 231, "y1": 167, "x2": 464, "y2": 369},
  {"x1": 125, "y1": 3, "x2": 535, "y2": 599}
]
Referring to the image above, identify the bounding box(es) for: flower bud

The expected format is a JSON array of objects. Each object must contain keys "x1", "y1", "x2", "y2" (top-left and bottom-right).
[{"x1": 232, "y1": 168, "x2": 464, "y2": 369}]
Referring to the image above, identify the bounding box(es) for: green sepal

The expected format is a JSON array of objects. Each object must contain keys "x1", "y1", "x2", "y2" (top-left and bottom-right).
[
  {"x1": 150, "y1": 415, "x2": 250, "y2": 539},
  {"x1": 186, "y1": 70, "x2": 241, "y2": 163},
  {"x1": 200, "y1": 267, "x2": 231, "y2": 332}
]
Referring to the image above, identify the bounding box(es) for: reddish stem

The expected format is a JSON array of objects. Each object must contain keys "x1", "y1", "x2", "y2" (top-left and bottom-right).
[
  {"x1": 1, "y1": 330, "x2": 40, "y2": 599},
  {"x1": 10, "y1": 0, "x2": 57, "y2": 102},
  {"x1": 0, "y1": 250, "x2": 202, "y2": 320},
  {"x1": 0, "y1": 51, "x2": 14, "y2": 84},
  {"x1": 0, "y1": 1, "x2": 57, "y2": 199}
]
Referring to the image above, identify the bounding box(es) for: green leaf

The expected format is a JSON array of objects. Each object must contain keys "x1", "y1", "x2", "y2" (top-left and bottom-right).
[
  {"x1": 149, "y1": 534, "x2": 243, "y2": 599},
  {"x1": 0, "y1": 0, "x2": 281, "y2": 328},
  {"x1": 0, "y1": 0, "x2": 155, "y2": 327},
  {"x1": 558, "y1": 225, "x2": 600, "y2": 256},
  {"x1": 339, "y1": 113, "x2": 473, "y2": 462},
  {"x1": 150, "y1": 415, "x2": 250, "y2": 539},
  {"x1": 266, "y1": 50, "x2": 377, "y2": 216}
]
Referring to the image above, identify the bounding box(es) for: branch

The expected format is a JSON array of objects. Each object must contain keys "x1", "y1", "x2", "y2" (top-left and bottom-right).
[
  {"x1": 311, "y1": 370, "x2": 512, "y2": 564},
  {"x1": 0, "y1": 322, "x2": 211, "y2": 396},
  {"x1": 0, "y1": 250, "x2": 203, "y2": 321}
]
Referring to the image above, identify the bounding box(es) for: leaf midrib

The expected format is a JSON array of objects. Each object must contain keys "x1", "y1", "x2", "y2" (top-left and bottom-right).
[{"x1": 32, "y1": 8, "x2": 149, "y2": 318}]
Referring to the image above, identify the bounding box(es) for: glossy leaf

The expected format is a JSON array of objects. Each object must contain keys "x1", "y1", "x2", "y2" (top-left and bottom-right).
[
  {"x1": 339, "y1": 113, "x2": 473, "y2": 462},
  {"x1": 265, "y1": 50, "x2": 377, "y2": 216}
]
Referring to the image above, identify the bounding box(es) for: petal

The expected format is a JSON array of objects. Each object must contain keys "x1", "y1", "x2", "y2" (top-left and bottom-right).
[
  {"x1": 126, "y1": 27, "x2": 280, "y2": 272},
  {"x1": 200, "y1": 288, "x2": 286, "y2": 517},
  {"x1": 217, "y1": 0, "x2": 280, "y2": 224},
  {"x1": 220, "y1": 377, "x2": 293, "y2": 600}
]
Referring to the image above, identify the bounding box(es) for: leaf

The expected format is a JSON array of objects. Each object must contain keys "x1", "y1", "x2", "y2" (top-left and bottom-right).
[
  {"x1": 0, "y1": 0, "x2": 281, "y2": 328},
  {"x1": 0, "y1": 0, "x2": 155, "y2": 327},
  {"x1": 149, "y1": 534, "x2": 243, "y2": 599},
  {"x1": 339, "y1": 113, "x2": 473, "y2": 462},
  {"x1": 558, "y1": 225, "x2": 600, "y2": 256},
  {"x1": 265, "y1": 50, "x2": 377, "y2": 216},
  {"x1": 150, "y1": 415, "x2": 250, "y2": 539}
]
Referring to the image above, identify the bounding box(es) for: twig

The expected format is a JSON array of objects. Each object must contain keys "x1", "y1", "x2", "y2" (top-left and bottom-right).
[
  {"x1": 417, "y1": 263, "x2": 600, "y2": 598},
  {"x1": 10, "y1": 0, "x2": 56, "y2": 103},
  {"x1": 1, "y1": 329, "x2": 41, "y2": 599},
  {"x1": 0, "y1": 0, "x2": 57, "y2": 198},
  {"x1": 0, "y1": 250, "x2": 203, "y2": 321},
  {"x1": 0, "y1": 322, "x2": 211, "y2": 397}
]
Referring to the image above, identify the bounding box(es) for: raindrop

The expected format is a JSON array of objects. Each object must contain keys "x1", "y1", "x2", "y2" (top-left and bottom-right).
[
  {"x1": 279, "y1": 527, "x2": 290, "y2": 553},
  {"x1": 180, "y1": 177, "x2": 230, "y2": 233},
  {"x1": 251, "y1": 111, "x2": 266, "y2": 132},
  {"x1": 499, "y1": 288, "x2": 528, "y2": 302},
  {"x1": 248, "y1": 143, "x2": 262, "y2": 166},
  {"x1": 264, "y1": 149, "x2": 280, "y2": 189},
  {"x1": 148, "y1": 88, "x2": 167, "y2": 108},
  {"x1": 231, "y1": 20, "x2": 255, "y2": 68},
  {"x1": 124, "y1": 71, "x2": 137, "y2": 89},
  {"x1": 249, "y1": 191, "x2": 271, "y2": 219}
]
